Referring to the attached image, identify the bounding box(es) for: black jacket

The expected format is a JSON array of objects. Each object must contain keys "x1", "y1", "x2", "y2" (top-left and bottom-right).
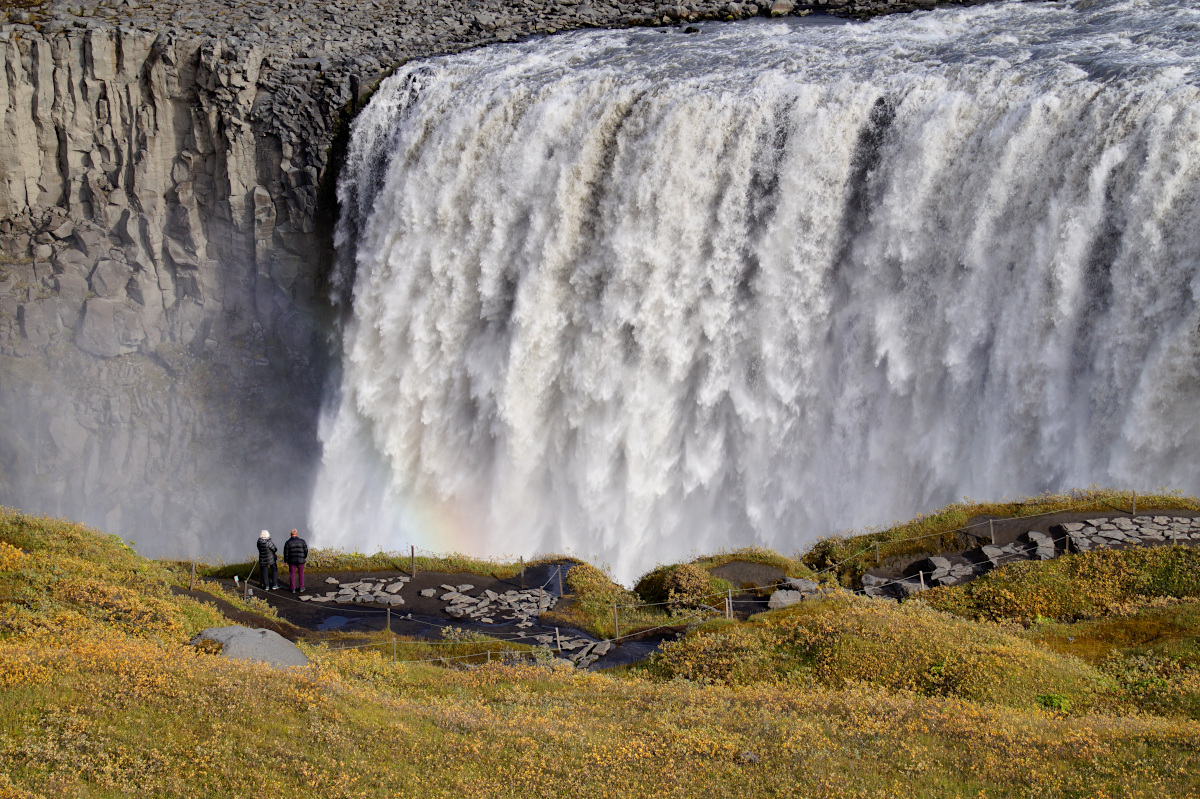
[
  {"x1": 256, "y1": 537, "x2": 278, "y2": 566},
  {"x1": 283, "y1": 536, "x2": 308, "y2": 565}
]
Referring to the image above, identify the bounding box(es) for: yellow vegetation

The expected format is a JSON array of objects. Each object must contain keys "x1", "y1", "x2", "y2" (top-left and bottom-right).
[{"x1": 2, "y1": 507, "x2": 1200, "y2": 797}]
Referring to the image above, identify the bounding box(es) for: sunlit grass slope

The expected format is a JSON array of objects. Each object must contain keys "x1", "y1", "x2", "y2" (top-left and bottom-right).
[{"x1": 3, "y1": 508, "x2": 1200, "y2": 797}]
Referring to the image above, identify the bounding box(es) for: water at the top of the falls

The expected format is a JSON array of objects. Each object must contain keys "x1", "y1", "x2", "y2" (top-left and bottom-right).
[{"x1": 313, "y1": 0, "x2": 1200, "y2": 584}]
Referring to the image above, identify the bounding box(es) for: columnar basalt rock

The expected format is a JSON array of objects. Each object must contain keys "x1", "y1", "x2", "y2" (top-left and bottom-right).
[{"x1": 0, "y1": 0, "x2": 991, "y2": 559}]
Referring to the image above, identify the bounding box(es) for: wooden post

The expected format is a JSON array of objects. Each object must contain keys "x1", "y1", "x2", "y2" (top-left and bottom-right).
[
  {"x1": 990, "y1": 519, "x2": 995, "y2": 546},
  {"x1": 557, "y1": 565, "x2": 563, "y2": 596},
  {"x1": 919, "y1": 571, "x2": 925, "y2": 590},
  {"x1": 727, "y1": 589, "x2": 733, "y2": 619},
  {"x1": 555, "y1": 627, "x2": 562, "y2": 654},
  {"x1": 189, "y1": 562, "x2": 195, "y2": 591},
  {"x1": 411, "y1": 545, "x2": 416, "y2": 578},
  {"x1": 875, "y1": 541, "x2": 880, "y2": 566},
  {"x1": 392, "y1": 637, "x2": 396, "y2": 663},
  {"x1": 1132, "y1": 491, "x2": 1137, "y2": 517},
  {"x1": 520, "y1": 556, "x2": 525, "y2": 590},
  {"x1": 612, "y1": 604, "x2": 619, "y2": 641},
  {"x1": 487, "y1": 649, "x2": 492, "y2": 664},
  {"x1": 386, "y1": 606, "x2": 391, "y2": 634}
]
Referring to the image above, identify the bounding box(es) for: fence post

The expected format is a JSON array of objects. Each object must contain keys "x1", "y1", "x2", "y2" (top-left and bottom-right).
[
  {"x1": 612, "y1": 604, "x2": 619, "y2": 641},
  {"x1": 1132, "y1": 491, "x2": 1137, "y2": 517},
  {"x1": 727, "y1": 589, "x2": 733, "y2": 619},
  {"x1": 189, "y1": 562, "x2": 195, "y2": 591},
  {"x1": 520, "y1": 556, "x2": 525, "y2": 589},
  {"x1": 387, "y1": 606, "x2": 391, "y2": 634},
  {"x1": 487, "y1": 649, "x2": 491, "y2": 664},
  {"x1": 411, "y1": 545, "x2": 416, "y2": 578},
  {"x1": 875, "y1": 541, "x2": 880, "y2": 566},
  {"x1": 919, "y1": 571, "x2": 925, "y2": 590},
  {"x1": 555, "y1": 627, "x2": 562, "y2": 654},
  {"x1": 990, "y1": 519, "x2": 995, "y2": 546},
  {"x1": 392, "y1": 637, "x2": 396, "y2": 663},
  {"x1": 557, "y1": 565, "x2": 563, "y2": 596}
]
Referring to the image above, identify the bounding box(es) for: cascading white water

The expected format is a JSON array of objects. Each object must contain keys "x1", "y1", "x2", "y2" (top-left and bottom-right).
[{"x1": 312, "y1": 0, "x2": 1200, "y2": 583}]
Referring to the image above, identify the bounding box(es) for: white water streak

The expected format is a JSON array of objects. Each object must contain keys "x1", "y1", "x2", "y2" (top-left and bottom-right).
[{"x1": 313, "y1": 0, "x2": 1200, "y2": 582}]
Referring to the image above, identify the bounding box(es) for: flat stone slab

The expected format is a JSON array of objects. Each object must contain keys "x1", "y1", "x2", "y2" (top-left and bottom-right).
[{"x1": 190, "y1": 625, "x2": 310, "y2": 668}]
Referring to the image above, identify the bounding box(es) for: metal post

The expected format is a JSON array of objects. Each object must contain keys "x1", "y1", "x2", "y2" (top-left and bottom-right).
[
  {"x1": 411, "y1": 545, "x2": 416, "y2": 578},
  {"x1": 189, "y1": 562, "x2": 195, "y2": 591},
  {"x1": 612, "y1": 604, "x2": 619, "y2": 641}
]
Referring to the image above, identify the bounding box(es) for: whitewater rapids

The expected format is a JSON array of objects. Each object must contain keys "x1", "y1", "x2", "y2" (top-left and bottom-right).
[{"x1": 311, "y1": 0, "x2": 1200, "y2": 583}]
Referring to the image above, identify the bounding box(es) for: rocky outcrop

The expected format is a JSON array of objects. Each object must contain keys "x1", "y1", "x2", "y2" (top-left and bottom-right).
[{"x1": 0, "y1": 0, "x2": 993, "y2": 561}]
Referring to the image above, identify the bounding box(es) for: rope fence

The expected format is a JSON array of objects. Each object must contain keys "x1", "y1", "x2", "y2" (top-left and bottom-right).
[{"x1": 188, "y1": 492, "x2": 1147, "y2": 667}]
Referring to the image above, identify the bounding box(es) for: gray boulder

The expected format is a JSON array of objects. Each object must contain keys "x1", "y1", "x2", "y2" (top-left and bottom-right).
[
  {"x1": 784, "y1": 577, "x2": 821, "y2": 594},
  {"x1": 768, "y1": 589, "x2": 804, "y2": 609},
  {"x1": 190, "y1": 625, "x2": 310, "y2": 668}
]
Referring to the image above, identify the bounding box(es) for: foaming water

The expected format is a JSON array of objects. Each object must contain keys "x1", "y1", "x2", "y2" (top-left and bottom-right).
[{"x1": 313, "y1": 0, "x2": 1200, "y2": 583}]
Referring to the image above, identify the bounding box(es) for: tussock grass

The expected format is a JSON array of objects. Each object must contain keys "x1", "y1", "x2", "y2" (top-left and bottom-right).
[
  {"x1": 4, "y1": 508, "x2": 1200, "y2": 796},
  {"x1": 648, "y1": 593, "x2": 1107, "y2": 710},
  {"x1": 802, "y1": 488, "x2": 1200, "y2": 584}
]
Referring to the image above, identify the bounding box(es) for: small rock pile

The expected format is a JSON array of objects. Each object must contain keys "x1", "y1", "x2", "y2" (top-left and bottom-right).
[
  {"x1": 534, "y1": 636, "x2": 611, "y2": 668},
  {"x1": 418, "y1": 584, "x2": 558, "y2": 628},
  {"x1": 1063, "y1": 516, "x2": 1200, "y2": 552},
  {"x1": 302, "y1": 576, "x2": 408, "y2": 605},
  {"x1": 767, "y1": 577, "x2": 836, "y2": 609}
]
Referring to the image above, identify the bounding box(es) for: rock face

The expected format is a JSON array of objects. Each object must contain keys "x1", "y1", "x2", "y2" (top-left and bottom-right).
[{"x1": 0, "y1": 0, "x2": 997, "y2": 561}]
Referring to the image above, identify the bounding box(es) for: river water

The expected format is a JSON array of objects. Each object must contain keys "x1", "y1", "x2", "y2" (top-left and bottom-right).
[{"x1": 312, "y1": 0, "x2": 1200, "y2": 583}]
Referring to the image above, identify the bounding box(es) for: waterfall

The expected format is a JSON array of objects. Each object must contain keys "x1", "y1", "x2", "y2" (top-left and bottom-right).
[{"x1": 312, "y1": 0, "x2": 1200, "y2": 583}]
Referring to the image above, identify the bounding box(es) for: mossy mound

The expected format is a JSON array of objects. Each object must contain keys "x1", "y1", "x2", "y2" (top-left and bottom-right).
[{"x1": 649, "y1": 593, "x2": 1106, "y2": 711}]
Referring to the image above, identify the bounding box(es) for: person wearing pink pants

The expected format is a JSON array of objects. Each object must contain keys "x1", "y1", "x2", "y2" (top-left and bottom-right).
[{"x1": 283, "y1": 529, "x2": 308, "y2": 593}]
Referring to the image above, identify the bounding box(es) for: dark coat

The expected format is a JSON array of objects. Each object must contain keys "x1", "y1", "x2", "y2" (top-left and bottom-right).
[
  {"x1": 283, "y1": 536, "x2": 308, "y2": 565},
  {"x1": 257, "y1": 537, "x2": 278, "y2": 566}
]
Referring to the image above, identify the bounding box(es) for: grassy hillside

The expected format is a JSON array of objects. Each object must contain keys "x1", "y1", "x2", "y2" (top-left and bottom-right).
[{"x1": 3, "y1": 507, "x2": 1200, "y2": 797}]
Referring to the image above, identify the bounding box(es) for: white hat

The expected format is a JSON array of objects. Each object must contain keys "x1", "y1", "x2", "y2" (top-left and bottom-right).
[{"x1": 259, "y1": 530, "x2": 270, "y2": 539}]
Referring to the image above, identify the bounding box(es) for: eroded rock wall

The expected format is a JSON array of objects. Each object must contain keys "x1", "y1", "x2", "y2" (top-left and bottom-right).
[{"x1": 0, "y1": 23, "x2": 328, "y2": 558}]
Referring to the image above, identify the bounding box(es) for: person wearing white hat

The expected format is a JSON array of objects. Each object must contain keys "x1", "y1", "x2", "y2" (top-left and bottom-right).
[{"x1": 256, "y1": 530, "x2": 279, "y2": 590}]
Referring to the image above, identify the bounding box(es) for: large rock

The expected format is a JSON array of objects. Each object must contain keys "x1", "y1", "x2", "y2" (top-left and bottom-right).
[
  {"x1": 190, "y1": 625, "x2": 310, "y2": 668},
  {"x1": 768, "y1": 589, "x2": 804, "y2": 609}
]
